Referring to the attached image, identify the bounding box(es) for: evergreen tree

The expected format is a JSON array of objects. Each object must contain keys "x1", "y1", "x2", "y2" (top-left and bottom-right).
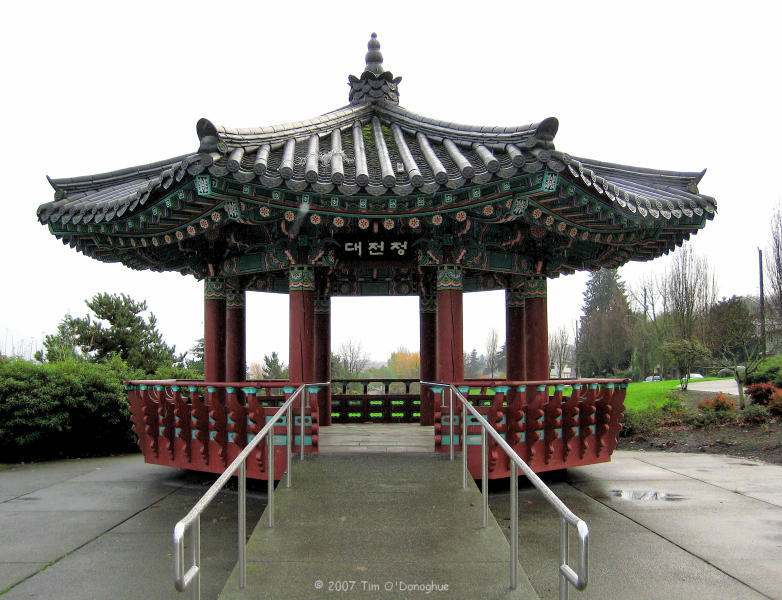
[
  {"x1": 262, "y1": 352, "x2": 289, "y2": 379},
  {"x1": 577, "y1": 269, "x2": 632, "y2": 376},
  {"x1": 43, "y1": 293, "x2": 182, "y2": 374}
]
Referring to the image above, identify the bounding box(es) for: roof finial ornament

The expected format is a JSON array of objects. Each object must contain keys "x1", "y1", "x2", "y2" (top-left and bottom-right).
[
  {"x1": 365, "y1": 32, "x2": 384, "y2": 75},
  {"x1": 348, "y1": 32, "x2": 402, "y2": 105}
]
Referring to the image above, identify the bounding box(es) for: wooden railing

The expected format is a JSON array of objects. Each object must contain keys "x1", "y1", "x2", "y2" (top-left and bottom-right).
[
  {"x1": 429, "y1": 378, "x2": 630, "y2": 478},
  {"x1": 124, "y1": 380, "x2": 320, "y2": 480},
  {"x1": 330, "y1": 378, "x2": 421, "y2": 423}
]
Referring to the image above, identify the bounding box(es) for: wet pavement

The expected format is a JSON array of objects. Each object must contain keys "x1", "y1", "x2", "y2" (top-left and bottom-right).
[{"x1": 1, "y1": 442, "x2": 781, "y2": 598}]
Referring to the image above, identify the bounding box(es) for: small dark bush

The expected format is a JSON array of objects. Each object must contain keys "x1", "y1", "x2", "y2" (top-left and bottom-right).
[
  {"x1": 620, "y1": 406, "x2": 661, "y2": 437},
  {"x1": 0, "y1": 358, "x2": 138, "y2": 462},
  {"x1": 741, "y1": 404, "x2": 771, "y2": 424},
  {"x1": 744, "y1": 382, "x2": 781, "y2": 406},
  {"x1": 769, "y1": 390, "x2": 782, "y2": 416}
]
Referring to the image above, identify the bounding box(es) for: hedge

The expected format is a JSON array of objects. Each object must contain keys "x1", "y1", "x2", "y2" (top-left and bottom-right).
[{"x1": 0, "y1": 358, "x2": 139, "y2": 462}]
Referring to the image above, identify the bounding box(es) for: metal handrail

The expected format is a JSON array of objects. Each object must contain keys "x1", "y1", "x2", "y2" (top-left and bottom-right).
[
  {"x1": 173, "y1": 381, "x2": 330, "y2": 599},
  {"x1": 421, "y1": 381, "x2": 589, "y2": 598}
]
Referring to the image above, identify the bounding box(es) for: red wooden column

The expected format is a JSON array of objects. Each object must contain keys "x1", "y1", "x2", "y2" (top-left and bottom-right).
[
  {"x1": 288, "y1": 266, "x2": 315, "y2": 384},
  {"x1": 204, "y1": 277, "x2": 226, "y2": 383},
  {"x1": 225, "y1": 288, "x2": 246, "y2": 383},
  {"x1": 419, "y1": 280, "x2": 437, "y2": 425},
  {"x1": 435, "y1": 265, "x2": 464, "y2": 383},
  {"x1": 505, "y1": 277, "x2": 526, "y2": 381},
  {"x1": 524, "y1": 275, "x2": 549, "y2": 381},
  {"x1": 314, "y1": 287, "x2": 332, "y2": 425}
]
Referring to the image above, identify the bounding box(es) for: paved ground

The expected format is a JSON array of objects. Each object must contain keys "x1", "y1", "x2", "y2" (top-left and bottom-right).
[
  {"x1": 320, "y1": 422, "x2": 432, "y2": 453},
  {"x1": 1, "y1": 425, "x2": 780, "y2": 599},
  {"x1": 0, "y1": 455, "x2": 266, "y2": 599},
  {"x1": 688, "y1": 379, "x2": 743, "y2": 396},
  {"x1": 221, "y1": 453, "x2": 538, "y2": 599}
]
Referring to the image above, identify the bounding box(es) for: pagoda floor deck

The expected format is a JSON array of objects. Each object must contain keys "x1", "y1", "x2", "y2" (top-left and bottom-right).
[
  {"x1": 319, "y1": 422, "x2": 434, "y2": 454},
  {"x1": 219, "y1": 452, "x2": 539, "y2": 599}
]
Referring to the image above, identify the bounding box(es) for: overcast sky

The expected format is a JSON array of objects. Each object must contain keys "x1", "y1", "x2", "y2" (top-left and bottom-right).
[{"x1": 2, "y1": 1, "x2": 780, "y2": 365}]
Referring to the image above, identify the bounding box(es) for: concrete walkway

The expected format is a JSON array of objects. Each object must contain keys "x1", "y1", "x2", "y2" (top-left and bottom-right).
[
  {"x1": 1, "y1": 426, "x2": 781, "y2": 599},
  {"x1": 688, "y1": 378, "x2": 743, "y2": 396},
  {"x1": 220, "y1": 452, "x2": 538, "y2": 600}
]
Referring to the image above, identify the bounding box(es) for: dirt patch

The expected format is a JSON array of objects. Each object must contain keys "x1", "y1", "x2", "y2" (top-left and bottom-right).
[{"x1": 618, "y1": 419, "x2": 782, "y2": 465}]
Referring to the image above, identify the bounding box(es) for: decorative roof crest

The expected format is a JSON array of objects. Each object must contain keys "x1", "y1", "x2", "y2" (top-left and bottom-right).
[{"x1": 348, "y1": 33, "x2": 402, "y2": 105}]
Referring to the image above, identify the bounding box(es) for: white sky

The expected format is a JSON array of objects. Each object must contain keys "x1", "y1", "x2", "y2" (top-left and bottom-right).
[{"x1": 1, "y1": 1, "x2": 780, "y2": 364}]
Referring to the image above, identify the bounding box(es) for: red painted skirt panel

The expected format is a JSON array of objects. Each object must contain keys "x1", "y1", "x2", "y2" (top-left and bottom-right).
[{"x1": 128, "y1": 386, "x2": 319, "y2": 481}]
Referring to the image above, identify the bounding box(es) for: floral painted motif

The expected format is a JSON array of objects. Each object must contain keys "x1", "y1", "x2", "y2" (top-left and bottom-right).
[
  {"x1": 187, "y1": 225, "x2": 196, "y2": 236},
  {"x1": 259, "y1": 206, "x2": 270, "y2": 217},
  {"x1": 141, "y1": 238, "x2": 147, "y2": 247},
  {"x1": 569, "y1": 227, "x2": 578, "y2": 238},
  {"x1": 333, "y1": 216, "x2": 345, "y2": 227},
  {"x1": 532, "y1": 208, "x2": 542, "y2": 219},
  {"x1": 310, "y1": 214, "x2": 321, "y2": 225},
  {"x1": 545, "y1": 215, "x2": 554, "y2": 226},
  {"x1": 284, "y1": 211, "x2": 295, "y2": 222},
  {"x1": 358, "y1": 218, "x2": 370, "y2": 230},
  {"x1": 199, "y1": 219, "x2": 209, "y2": 229},
  {"x1": 383, "y1": 218, "x2": 394, "y2": 230},
  {"x1": 175, "y1": 231, "x2": 184, "y2": 241},
  {"x1": 211, "y1": 211, "x2": 221, "y2": 222},
  {"x1": 581, "y1": 231, "x2": 589, "y2": 241},
  {"x1": 152, "y1": 237, "x2": 160, "y2": 246},
  {"x1": 557, "y1": 221, "x2": 566, "y2": 232},
  {"x1": 408, "y1": 217, "x2": 420, "y2": 228},
  {"x1": 455, "y1": 211, "x2": 467, "y2": 222},
  {"x1": 432, "y1": 214, "x2": 443, "y2": 226},
  {"x1": 482, "y1": 205, "x2": 494, "y2": 216}
]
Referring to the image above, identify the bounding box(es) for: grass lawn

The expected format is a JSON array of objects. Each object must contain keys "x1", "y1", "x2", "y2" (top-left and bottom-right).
[{"x1": 624, "y1": 377, "x2": 730, "y2": 411}]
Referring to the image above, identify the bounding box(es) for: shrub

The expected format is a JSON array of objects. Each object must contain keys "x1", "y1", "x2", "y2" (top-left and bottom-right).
[
  {"x1": 697, "y1": 392, "x2": 736, "y2": 413},
  {"x1": 0, "y1": 358, "x2": 138, "y2": 462},
  {"x1": 769, "y1": 390, "x2": 782, "y2": 416},
  {"x1": 746, "y1": 355, "x2": 782, "y2": 387},
  {"x1": 741, "y1": 404, "x2": 771, "y2": 424},
  {"x1": 744, "y1": 382, "x2": 781, "y2": 406},
  {"x1": 620, "y1": 406, "x2": 661, "y2": 437}
]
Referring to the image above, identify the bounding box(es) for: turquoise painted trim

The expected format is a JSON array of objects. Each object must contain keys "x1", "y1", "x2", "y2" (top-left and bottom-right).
[
  {"x1": 589, "y1": 384, "x2": 599, "y2": 390},
  {"x1": 227, "y1": 417, "x2": 235, "y2": 425},
  {"x1": 123, "y1": 385, "x2": 135, "y2": 391},
  {"x1": 282, "y1": 386, "x2": 296, "y2": 394},
  {"x1": 209, "y1": 417, "x2": 215, "y2": 424},
  {"x1": 516, "y1": 385, "x2": 526, "y2": 392},
  {"x1": 457, "y1": 386, "x2": 470, "y2": 393},
  {"x1": 191, "y1": 431, "x2": 198, "y2": 440},
  {"x1": 209, "y1": 431, "x2": 216, "y2": 441},
  {"x1": 536, "y1": 385, "x2": 546, "y2": 392},
  {"x1": 441, "y1": 415, "x2": 460, "y2": 425},
  {"x1": 306, "y1": 385, "x2": 321, "y2": 394},
  {"x1": 572, "y1": 384, "x2": 581, "y2": 390},
  {"x1": 555, "y1": 385, "x2": 564, "y2": 391},
  {"x1": 492, "y1": 385, "x2": 510, "y2": 393},
  {"x1": 520, "y1": 432, "x2": 526, "y2": 442},
  {"x1": 293, "y1": 416, "x2": 312, "y2": 426},
  {"x1": 274, "y1": 434, "x2": 288, "y2": 446},
  {"x1": 139, "y1": 384, "x2": 148, "y2": 391},
  {"x1": 171, "y1": 386, "x2": 180, "y2": 392},
  {"x1": 241, "y1": 387, "x2": 258, "y2": 394},
  {"x1": 430, "y1": 386, "x2": 445, "y2": 394},
  {"x1": 226, "y1": 386, "x2": 235, "y2": 393},
  {"x1": 441, "y1": 434, "x2": 460, "y2": 445},
  {"x1": 620, "y1": 383, "x2": 629, "y2": 389},
  {"x1": 207, "y1": 386, "x2": 217, "y2": 393},
  {"x1": 154, "y1": 385, "x2": 164, "y2": 391},
  {"x1": 293, "y1": 435, "x2": 313, "y2": 446},
  {"x1": 188, "y1": 386, "x2": 198, "y2": 392},
  {"x1": 175, "y1": 427, "x2": 181, "y2": 436}
]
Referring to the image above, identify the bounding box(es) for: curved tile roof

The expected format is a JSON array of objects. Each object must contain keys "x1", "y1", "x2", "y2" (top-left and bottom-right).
[{"x1": 38, "y1": 33, "x2": 716, "y2": 281}]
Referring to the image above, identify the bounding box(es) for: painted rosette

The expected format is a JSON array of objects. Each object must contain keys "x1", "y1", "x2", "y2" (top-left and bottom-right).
[
  {"x1": 358, "y1": 218, "x2": 370, "y2": 230},
  {"x1": 332, "y1": 216, "x2": 345, "y2": 227},
  {"x1": 383, "y1": 218, "x2": 394, "y2": 230}
]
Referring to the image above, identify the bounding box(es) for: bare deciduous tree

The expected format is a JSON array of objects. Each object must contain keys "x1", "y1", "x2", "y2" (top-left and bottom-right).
[
  {"x1": 767, "y1": 202, "x2": 782, "y2": 335},
  {"x1": 660, "y1": 244, "x2": 718, "y2": 341},
  {"x1": 548, "y1": 326, "x2": 571, "y2": 378},
  {"x1": 331, "y1": 339, "x2": 369, "y2": 378},
  {"x1": 485, "y1": 329, "x2": 501, "y2": 378}
]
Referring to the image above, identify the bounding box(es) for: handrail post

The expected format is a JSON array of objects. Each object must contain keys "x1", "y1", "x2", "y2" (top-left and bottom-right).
[
  {"x1": 286, "y1": 403, "x2": 293, "y2": 488},
  {"x1": 267, "y1": 434, "x2": 275, "y2": 528},
  {"x1": 510, "y1": 464, "x2": 518, "y2": 590},
  {"x1": 449, "y1": 387, "x2": 454, "y2": 461},
  {"x1": 481, "y1": 426, "x2": 488, "y2": 528},
  {"x1": 560, "y1": 517, "x2": 568, "y2": 600},
  {"x1": 462, "y1": 398, "x2": 468, "y2": 489},
  {"x1": 238, "y1": 461, "x2": 246, "y2": 589},
  {"x1": 193, "y1": 515, "x2": 201, "y2": 600}
]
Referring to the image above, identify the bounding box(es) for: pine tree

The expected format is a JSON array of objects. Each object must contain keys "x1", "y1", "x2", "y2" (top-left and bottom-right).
[{"x1": 577, "y1": 269, "x2": 632, "y2": 377}]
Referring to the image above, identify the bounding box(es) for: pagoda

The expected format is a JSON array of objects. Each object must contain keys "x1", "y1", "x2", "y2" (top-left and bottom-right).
[{"x1": 38, "y1": 34, "x2": 715, "y2": 478}]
